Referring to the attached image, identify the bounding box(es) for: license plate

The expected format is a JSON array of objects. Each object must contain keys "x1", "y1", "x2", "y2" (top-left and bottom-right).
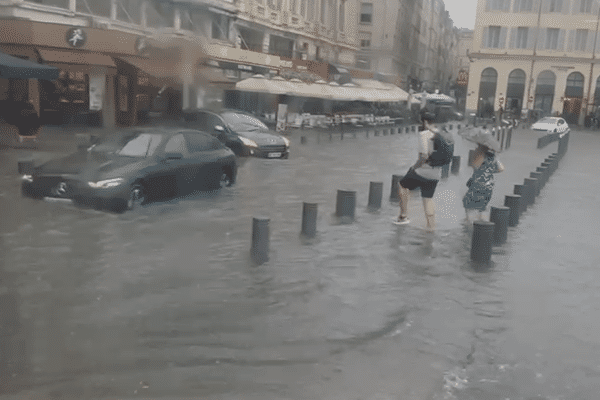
[
  {"x1": 44, "y1": 197, "x2": 73, "y2": 203},
  {"x1": 268, "y1": 152, "x2": 282, "y2": 158}
]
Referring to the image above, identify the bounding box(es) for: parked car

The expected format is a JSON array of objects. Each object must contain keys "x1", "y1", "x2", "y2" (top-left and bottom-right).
[
  {"x1": 21, "y1": 127, "x2": 237, "y2": 213},
  {"x1": 181, "y1": 109, "x2": 290, "y2": 159},
  {"x1": 531, "y1": 117, "x2": 569, "y2": 135}
]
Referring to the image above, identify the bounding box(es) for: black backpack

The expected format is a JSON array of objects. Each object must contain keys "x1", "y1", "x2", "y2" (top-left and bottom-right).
[{"x1": 426, "y1": 129, "x2": 454, "y2": 167}]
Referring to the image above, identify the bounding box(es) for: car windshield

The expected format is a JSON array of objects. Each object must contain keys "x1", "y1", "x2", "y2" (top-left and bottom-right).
[
  {"x1": 537, "y1": 118, "x2": 557, "y2": 124},
  {"x1": 117, "y1": 133, "x2": 163, "y2": 157},
  {"x1": 221, "y1": 112, "x2": 269, "y2": 132}
]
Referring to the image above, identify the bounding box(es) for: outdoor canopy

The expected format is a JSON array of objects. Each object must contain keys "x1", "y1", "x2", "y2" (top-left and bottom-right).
[
  {"x1": 0, "y1": 51, "x2": 59, "y2": 80},
  {"x1": 235, "y1": 75, "x2": 409, "y2": 102}
]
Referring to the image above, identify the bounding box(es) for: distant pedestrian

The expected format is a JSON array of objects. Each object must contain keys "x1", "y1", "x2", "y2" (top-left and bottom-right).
[
  {"x1": 395, "y1": 112, "x2": 453, "y2": 231},
  {"x1": 463, "y1": 131, "x2": 505, "y2": 221}
]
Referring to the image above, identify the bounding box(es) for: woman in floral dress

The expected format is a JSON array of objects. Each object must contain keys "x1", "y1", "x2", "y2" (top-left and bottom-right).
[{"x1": 463, "y1": 143, "x2": 505, "y2": 221}]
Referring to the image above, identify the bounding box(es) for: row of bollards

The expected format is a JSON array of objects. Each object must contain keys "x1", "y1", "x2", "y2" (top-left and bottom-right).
[
  {"x1": 251, "y1": 181, "x2": 386, "y2": 264},
  {"x1": 471, "y1": 131, "x2": 569, "y2": 264}
]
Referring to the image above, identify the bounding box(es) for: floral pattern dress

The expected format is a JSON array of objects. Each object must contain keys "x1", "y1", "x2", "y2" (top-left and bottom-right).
[{"x1": 462, "y1": 152, "x2": 502, "y2": 211}]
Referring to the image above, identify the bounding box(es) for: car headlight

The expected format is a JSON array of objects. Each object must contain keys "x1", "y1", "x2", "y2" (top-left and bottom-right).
[
  {"x1": 22, "y1": 174, "x2": 33, "y2": 183},
  {"x1": 239, "y1": 136, "x2": 258, "y2": 148},
  {"x1": 282, "y1": 136, "x2": 290, "y2": 147},
  {"x1": 88, "y1": 178, "x2": 124, "y2": 188}
]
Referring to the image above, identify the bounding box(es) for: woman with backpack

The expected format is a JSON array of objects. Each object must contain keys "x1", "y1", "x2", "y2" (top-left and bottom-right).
[{"x1": 463, "y1": 130, "x2": 505, "y2": 221}]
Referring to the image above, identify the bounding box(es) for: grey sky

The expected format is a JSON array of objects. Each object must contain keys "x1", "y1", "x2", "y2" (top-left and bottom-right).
[{"x1": 444, "y1": 0, "x2": 478, "y2": 30}]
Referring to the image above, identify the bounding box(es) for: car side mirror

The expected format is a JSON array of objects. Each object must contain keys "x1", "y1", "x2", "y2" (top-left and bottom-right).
[
  {"x1": 164, "y1": 152, "x2": 183, "y2": 160},
  {"x1": 214, "y1": 125, "x2": 226, "y2": 132}
]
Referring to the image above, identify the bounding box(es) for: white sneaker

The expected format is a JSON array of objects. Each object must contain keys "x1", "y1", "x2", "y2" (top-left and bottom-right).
[{"x1": 393, "y1": 216, "x2": 410, "y2": 225}]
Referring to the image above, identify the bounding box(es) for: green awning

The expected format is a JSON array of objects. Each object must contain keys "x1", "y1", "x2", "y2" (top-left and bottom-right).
[{"x1": 0, "y1": 51, "x2": 59, "y2": 80}]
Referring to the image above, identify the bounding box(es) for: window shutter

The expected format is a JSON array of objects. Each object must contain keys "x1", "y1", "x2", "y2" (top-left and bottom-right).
[
  {"x1": 567, "y1": 30, "x2": 575, "y2": 52},
  {"x1": 486, "y1": 0, "x2": 493, "y2": 11},
  {"x1": 542, "y1": 0, "x2": 550, "y2": 13},
  {"x1": 592, "y1": 0, "x2": 600, "y2": 16},
  {"x1": 573, "y1": 0, "x2": 581, "y2": 13},
  {"x1": 500, "y1": 27, "x2": 508, "y2": 48},
  {"x1": 586, "y1": 30, "x2": 595, "y2": 52},
  {"x1": 510, "y1": 27, "x2": 518, "y2": 48},
  {"x1": 559, "y1": 0, "x2": 566, "y2": 13},
  {"x1": 557, "y1": 29, "x2": 565, "y2": 51},
  {"x1": 527, "y1": 27, "x2": 536, "y2": 49},
  {"x1": 503, "y1": 0, "x2": 511, "y2": 11},
  {"x1": 533, "y1": 0, "x2": 542, "y2": 12},
  {"x1": 482, "y1": 27, "x2": 490, "y2": 48},
  {"x1": 513, "y1": 0, "x2": 522, "y2": 11},
  {"x1": 538, "y1": 28, "x2": 546, "y2": 50}
]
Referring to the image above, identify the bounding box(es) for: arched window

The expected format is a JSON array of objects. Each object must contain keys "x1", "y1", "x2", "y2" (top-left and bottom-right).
[
  {"x1": 506, "y1": 69, "x2": 526, "y2": 113},
  {"x1": 565, "y1": 72, "x2": 584, "y2": 97},
  {"x1": 478, "y1": 67, "x2": 498, "y2": 118},
  {"x1": 535, "y1": 70, "x2": 556, "y2": 115}
]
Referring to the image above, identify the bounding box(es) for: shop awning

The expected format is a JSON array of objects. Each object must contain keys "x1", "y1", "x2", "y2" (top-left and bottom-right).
[
  {"x1": 0, "y1": 50, "x2": 59, "y2": 80},
  {"x1": 38, "y1": 48, "x2": 116, "y2": 68}
]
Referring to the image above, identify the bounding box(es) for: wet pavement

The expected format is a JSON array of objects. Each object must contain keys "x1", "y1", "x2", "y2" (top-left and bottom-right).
[{"x1": 0, "y1": 124, "x2": 598, "y2": 400}]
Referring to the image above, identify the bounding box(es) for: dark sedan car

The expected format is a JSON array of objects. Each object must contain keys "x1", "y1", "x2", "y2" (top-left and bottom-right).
[
  {"x1": 21, "y1": 127, "x2": 237, "y2": 213},
  {"x1": 181, "y1": 109, "x2": 290, "y2": 159}
]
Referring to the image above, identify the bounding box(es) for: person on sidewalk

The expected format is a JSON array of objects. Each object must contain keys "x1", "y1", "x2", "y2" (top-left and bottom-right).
[
  {"x1": 395, "y1": 112, "x2": 444, "y2": 231},
  {"x1": 463, "y1": 137, "x2": 505, "y2": 221}
]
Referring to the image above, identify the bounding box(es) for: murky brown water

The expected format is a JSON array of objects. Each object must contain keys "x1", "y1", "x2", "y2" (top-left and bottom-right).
[{"x1": 1, "y1": 127, "x2": 599, "y2": 400}]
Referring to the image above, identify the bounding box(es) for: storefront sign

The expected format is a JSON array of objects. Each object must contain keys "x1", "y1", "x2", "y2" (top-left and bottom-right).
[
  {"x1": 207, "y1": 60, "x2": 270, "y2": 75},
  {"x1": 66, "y1": 27, "x2": 87, "y2": 48},
  {"x1": 89, "y1": 75, "x2": 105, "y2": 111},
  {"x1": 457, "y1": 69, "x2": 469, "y2": 86}
]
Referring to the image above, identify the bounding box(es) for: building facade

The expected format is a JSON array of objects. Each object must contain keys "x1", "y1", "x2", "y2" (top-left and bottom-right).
[
  {"x1": 451, "y1": 28, "x2": 474, "y2": 110},
  {"x1": 467, "y1": 0, "x2": 600, "y2": 125}
]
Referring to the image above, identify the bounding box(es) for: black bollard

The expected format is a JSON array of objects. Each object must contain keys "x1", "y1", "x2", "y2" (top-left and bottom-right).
[
  {"x1": 368, "y1": 181, "x2": 383, "y2": 211},
  {"x1": 300, "y1": 136, "x2": 307, "y2": 144},
  {"x1": 451, "y1": 156, "x2": 461, "y2": 175},
  {"x1": 545, "y1": 157, "x2": 556, "y2": 175},
  {"x1": 513, "y1": 184, "x2": 527, "y2": 214},
  {"x1": 390, "y1": 175, "x2": 403, "y2": 201},
  {"x1": 490, "y1": 206, "x2": 510, "y2": 245},
  {"x1": 530, "y1": 172, "x2": 542, "y2": 196},
  {"x1": 251, "y1": 217, "x2": 270, "y2": 264},
  {"x1": 524, "y1": 178, "x2": 538, "y2": 206},
  {"x1": 441, "y1": 164, "x2": 450, "y2": 179},
  {"x1": 336, "y1": 190, "x2": 356, "y2": 220},
  {"x1": 471, "y1": 221, "x2": 495, "y2": 263},
  {"x1": 504, "y1": 195, "x2": 521, "y2": 227},
  {"x1": 536, "y1": 166, "x2": 548, "y2": 188},
  {"x1": 301, "y1": 202, "x2": 318, "y2": 238},
  {"x1": 18, "y1": 160, "x2": 34, "y2": 175},
  {"x1": 541, "y1": 161, "x2": 551, "y2": 180}
]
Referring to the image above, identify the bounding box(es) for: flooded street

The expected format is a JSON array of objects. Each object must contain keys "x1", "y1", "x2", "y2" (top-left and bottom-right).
[{"x1": 0, "y1": 127, "x2": 599, "y2": 400}]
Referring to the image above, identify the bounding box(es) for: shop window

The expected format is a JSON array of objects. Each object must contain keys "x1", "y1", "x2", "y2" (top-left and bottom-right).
[
  {"x1": 360, "y1": 3, "x2": 372, "y2": 24},
  {"x1": 269, "y1": 36, "x2": 294, "y2": 58},
  {"x1": 238, "y1": 27, "x2": 264, "y2": 52},
  {"x1": 26, "y1": 0, "x2": 70, "y2": 8},
  {"x1": 116, "y1": 0, "x2": 143, "y2": 24},
  {"x1": 76, "y1": 0, "x2": 110, "y2": 17},
  {"x1": 54, "y1": 70, "x2": 89, "y2": 110},
  {"x1": 356, "y1": 56, "x2": 370, "y2": 70}
]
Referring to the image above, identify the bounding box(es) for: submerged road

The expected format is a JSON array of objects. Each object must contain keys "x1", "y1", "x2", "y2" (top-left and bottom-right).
[{"x1": 0, "y1": 125, "x2": 598, "y2": 399}]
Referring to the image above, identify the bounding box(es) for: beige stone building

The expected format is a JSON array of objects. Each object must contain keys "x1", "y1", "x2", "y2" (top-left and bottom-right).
[
  {"x1": 467, "y1": 0, "x2": 600, "y2": 125},
  {"x1": 451, "y1": 28, "x2": 474, "y2": 110}
]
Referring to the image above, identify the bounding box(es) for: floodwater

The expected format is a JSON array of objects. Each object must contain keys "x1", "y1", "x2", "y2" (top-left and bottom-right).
[{"x1": 0, "y1": 126, "x2": 598, "y2": 400}]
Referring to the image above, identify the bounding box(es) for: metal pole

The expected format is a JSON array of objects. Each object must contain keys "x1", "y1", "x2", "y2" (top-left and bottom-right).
[
  {"x1": 525, "y1": 0, "x2": 544, "y2": 113},
  {"x1": 585, "y1": 5, "x2": 600, "y2": 118}
]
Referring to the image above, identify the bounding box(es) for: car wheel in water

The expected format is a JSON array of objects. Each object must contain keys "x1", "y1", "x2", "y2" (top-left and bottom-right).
[
  {"x1": 126, "y1": 182, "x2": 145, "y2": 210},
  {"x1": 219, "y1": 168, "x2": 233, "y2": 188}
]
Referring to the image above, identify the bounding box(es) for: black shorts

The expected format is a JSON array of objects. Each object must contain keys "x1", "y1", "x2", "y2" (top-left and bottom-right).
[{"x1": 399, "y1": 169, "x2": 439, "y2": 199}]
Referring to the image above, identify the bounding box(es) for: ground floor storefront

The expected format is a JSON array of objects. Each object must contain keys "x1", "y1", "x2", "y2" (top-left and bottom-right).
[{"x1": 465, "y1": 57, "x2": 600, "y2": 125}]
